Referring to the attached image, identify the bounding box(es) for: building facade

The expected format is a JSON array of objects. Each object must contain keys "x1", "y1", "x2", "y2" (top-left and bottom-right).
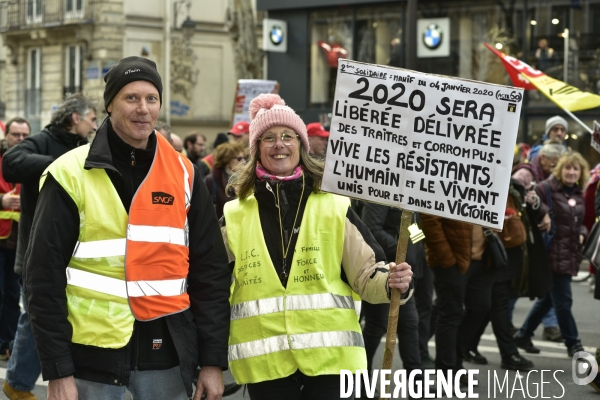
[
  {"x1": 259, "y1": 0, "x2": 600, "y2": 165},
  {"x1": 0, "y1": 0, "x2": 239, "y2": 140}
]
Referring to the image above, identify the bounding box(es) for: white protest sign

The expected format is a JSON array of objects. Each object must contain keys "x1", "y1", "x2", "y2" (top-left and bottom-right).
[
  {"x1": 322, "y1": 59, "x2": 523, "y2": 230},
  {"x1": 592, "y1": 121, "x2": 600, "y2": 154},
  {"x1": 232, "y1": 79, "x2": 279, "y2": 124}
]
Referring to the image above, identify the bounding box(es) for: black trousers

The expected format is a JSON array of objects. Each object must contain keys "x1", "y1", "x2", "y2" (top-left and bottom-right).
[
  {"x1": 470, "y1": 279, "x2": 520, "y2": 359},
  {"x1": 457, "y1": 260, "x2": 496, "y2": 363},
  {"x1": 362, "y1": 296, "x2": 422, "y2": 374},
  {"x1": 246, "y1": 370, "x2": 352, "y2": 400},
  {"x1": 414, "y1": 264, "x2": 434, "y2": 360},
  {"x1": 431, "y1": 264, "x2": 465, "y2": 371}
]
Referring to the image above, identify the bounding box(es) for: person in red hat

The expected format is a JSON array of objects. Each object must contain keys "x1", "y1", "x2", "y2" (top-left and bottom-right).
[
  {"x1": 306, "y1": 122, "x2": 329, "y2": 157},
  {"x1": 228, "y1": 121, "x2": 250, "y2": 148}
]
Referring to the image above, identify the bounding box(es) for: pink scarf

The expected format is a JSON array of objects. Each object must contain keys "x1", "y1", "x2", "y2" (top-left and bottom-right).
[{"x1": 255, "y1": 162, "x2": 303, "y2": 181}]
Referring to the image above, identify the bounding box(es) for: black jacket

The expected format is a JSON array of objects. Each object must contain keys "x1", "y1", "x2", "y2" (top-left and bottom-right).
[
  {"x1": 2, "y1": 125, "x2": 87, "y2": 274},
  {"x1": 23, "y1": 118, "x2": 231, "y2": 397},
  {"x1": 505, "y1": 180, "x2": 552, "y2": 298}
]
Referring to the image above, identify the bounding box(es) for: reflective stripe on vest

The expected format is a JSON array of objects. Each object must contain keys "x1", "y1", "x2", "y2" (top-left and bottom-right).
[
  {"x1": 0, "y1": 210, "x2": 20, "y2": 222},
  {"x1": 66, "y1": 267, "x2": 187, "y2": 298},
  {"x1": 43, "y1": 133, "x2": 194, "y2": 348},
  {"x1": 224, "y1": 192, "x2": 366, "y2": 384},
  {"x1": 230, "y1": 293, "x2": 355, "y2": 321},
  {"x1": 229, "y1": 331, "x2": 364, "y2": 361},
  {"x1": 72, "y1": 225, "x2": 187, "y2": 259}
]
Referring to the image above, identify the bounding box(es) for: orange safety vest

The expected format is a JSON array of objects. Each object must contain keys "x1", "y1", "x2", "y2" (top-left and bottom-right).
[
  {"x1": 0, "y1": 154, "x2": 20, "y2": 239},
  {"x1": 125, "y1": 134, "x2": 195, "y2": 320},
  {"x1": 52, "y1": 133, "x2": 196, "y2": 325}
]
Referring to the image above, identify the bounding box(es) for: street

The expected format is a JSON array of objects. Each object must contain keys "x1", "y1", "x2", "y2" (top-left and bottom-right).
[{"x1": 1, "y1": 274, "x2": 597, "y2": 400}]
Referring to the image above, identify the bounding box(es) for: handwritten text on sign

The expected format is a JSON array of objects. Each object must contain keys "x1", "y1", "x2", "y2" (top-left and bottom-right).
[{"x1": 322, "y1": 60, "x2": 523, "y2": 230}]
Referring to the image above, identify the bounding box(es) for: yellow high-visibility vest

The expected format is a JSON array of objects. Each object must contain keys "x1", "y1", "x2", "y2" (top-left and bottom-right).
[
  {"x1": 43, "y1": 135, "x2": 193, "y2": 348},
  {"x1": 224, "y1": 191, "x2": 366, "y2": 384}
]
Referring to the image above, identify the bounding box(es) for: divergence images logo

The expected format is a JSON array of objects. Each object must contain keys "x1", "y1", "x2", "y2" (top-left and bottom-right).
[
  {"x1": 423, "y1": 24, "x2": 443, "y2": 50},
  {"x1": 270, "y1": 26, "x2": 284, "y2": 45},
  {"x1": 152, "y1": 192, "x2": 175, "y2": 206},
  {"x1": 572, "y1": 351, "x2": 598, "y2": 385}
]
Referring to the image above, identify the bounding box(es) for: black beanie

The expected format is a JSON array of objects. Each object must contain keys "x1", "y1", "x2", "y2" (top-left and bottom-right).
[
  {"x1": 103, "y1": 56, "x2": 163, "y2": 113},
  {"x1": 213, "y1": 133, "x2": 229, "y2": 148}
]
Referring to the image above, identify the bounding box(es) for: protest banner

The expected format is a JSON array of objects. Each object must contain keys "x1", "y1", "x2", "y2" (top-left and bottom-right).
[
  {"x1": 232, "y1": 79, "x2": 279, "y2": 124},
  {"x1": 322, "y1": 59, "x2": 523, "y2": 230}
]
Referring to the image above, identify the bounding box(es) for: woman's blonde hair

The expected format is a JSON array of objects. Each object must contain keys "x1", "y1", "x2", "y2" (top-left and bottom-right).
[
  {"x1": 213, "y1": 142, "x2": 245, "y2": 169},
  {"x1": 552, "y1": 151, "x2": 590, "y2": 187},
  {"x1": 227, "y1": 142, "x2": 324, "y2": 199}
]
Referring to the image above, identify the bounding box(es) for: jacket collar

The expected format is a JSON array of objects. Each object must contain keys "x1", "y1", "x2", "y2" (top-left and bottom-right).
[
  {"x1": 547, "y1": 174, "x2": 582, "y2": 195},
  {"x1": 254, "y1": 174, "x2": 314, "y2": 205},
  {"x1": 84, "y1": 116, "x2": 157, "y2": 172},
  {"x1": 43, "y1": 124, "x2": 87, "y2": 148}
]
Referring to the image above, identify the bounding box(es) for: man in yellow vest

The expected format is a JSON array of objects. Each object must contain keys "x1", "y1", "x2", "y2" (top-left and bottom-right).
[
  {"x1": 0, "y1": 117, "x2": 28, "y2": 361},
  {"x1": 2, "y1": 96, "x2": 96, "y2": 400},
  {"x1": 23, "y1": 57, "x2": 231, "y2": 400}
]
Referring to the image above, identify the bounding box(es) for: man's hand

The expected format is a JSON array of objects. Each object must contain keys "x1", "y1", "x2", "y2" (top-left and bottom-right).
[
  {"x1": 538, "y1": 213, "x2": 551, "y2": 233},
  {"x1": 388, "y1": 262, "x2": 412, "y2": 294},
  {"x1": 580, "y1": 234, "x2": 585, "y2": 245},
  {"x1": 194, "y1": 366, "x2": 223, "y2": 400},
  {"x1": 1, "y1": 188, "x2": 20, "y2": 210},
  {"x1": 48, "y1": 376, "x2": 78, "y2": 400},
  {"x1": 524, "y1": 190, "x2": 538, "y2": 206}
]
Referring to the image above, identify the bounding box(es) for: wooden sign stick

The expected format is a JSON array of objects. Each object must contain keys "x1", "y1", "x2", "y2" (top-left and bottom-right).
[{"x1": 380, "y1": 209, "x2": 413, "y2": 399}]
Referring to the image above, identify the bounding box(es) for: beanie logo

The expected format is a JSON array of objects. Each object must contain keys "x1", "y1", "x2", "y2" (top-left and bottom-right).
[
  {"x1": 125, "y1": 68, "x2": 141, "y2": 75},
  {"x1": 152, "y1": 192, "x2": 175, "y2": 205}
]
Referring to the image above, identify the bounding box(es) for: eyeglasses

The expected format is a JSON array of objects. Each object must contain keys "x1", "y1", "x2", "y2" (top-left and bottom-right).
[{"x1": 260, "y1": 133, "x2": 299, "y2": 147}]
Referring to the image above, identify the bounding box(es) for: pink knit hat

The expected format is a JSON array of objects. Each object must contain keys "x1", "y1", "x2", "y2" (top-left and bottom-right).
[{"x1": 249, "y1": 94, "x2": 309, "y2": 154}]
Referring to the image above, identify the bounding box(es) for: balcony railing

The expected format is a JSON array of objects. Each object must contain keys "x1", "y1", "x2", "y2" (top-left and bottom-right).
[{"x1": 0, "y1": 0, "x2": 91, "y2": 32}]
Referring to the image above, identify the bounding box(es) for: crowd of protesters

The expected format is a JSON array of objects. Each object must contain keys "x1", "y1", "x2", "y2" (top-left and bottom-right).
[{"x1": 0, "y1": 55, "x2": 597, "y2": 400}]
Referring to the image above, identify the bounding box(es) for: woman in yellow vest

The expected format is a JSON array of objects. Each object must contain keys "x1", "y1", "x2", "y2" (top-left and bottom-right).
[{"x1": 222, "y1": 94, "x2": 413, "y2": 399}]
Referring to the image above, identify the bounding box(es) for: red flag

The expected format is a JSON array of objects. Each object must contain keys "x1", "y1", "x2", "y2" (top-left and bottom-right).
[{"x1": 484, "y1": 43, "x2": 541, "y2": 91}]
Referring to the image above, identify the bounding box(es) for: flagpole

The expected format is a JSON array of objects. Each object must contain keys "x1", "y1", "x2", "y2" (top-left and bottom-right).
[{"x1": 561, "y1": 108, "x2": 593, "y2": 134}]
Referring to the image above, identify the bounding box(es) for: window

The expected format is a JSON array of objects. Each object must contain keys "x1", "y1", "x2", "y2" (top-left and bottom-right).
[
  {"x1": 308, "y1": 5, "x2": 403, "y2": 108},
  {"x1": 309, "y1": 8, "x2": 353, "y2": 107},
  {"x1": 591, "y1": 4, "x2": 600, "y2": 35},
  {"x1": 26, "y1": 0, "x2": 42, "y2": 24},
  {"x1": 65, "y1": 0, "x2": 84, "y2": 19},
  {"x1": 550, "y1": 5, "x2": 570, "y2": 36},
  {"x1": 64, "y1": 45, "x2": 82, "y2": 97},
  {"x1": 355, "y1": 7, "x2": 403, "y2": 67},
  {"x1": 26, "y1": 48, "x2": 42, "y2": 133},
  {"x1": 514, "y1": 7, "x2": 536, "y2": 52}
]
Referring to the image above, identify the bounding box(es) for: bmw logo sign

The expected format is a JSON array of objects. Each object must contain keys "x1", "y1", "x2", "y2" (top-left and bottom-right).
[
  {"x1": 270, "y1": 26, "x2": 284, "y2": 45},
  {"x1": 423, "y1": 23, "x2": 443, "y2": 50}
]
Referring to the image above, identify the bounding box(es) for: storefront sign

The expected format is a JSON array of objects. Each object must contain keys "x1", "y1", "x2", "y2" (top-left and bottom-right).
[
  {"x1": 322, "y1": 59, "x2": 523, "y2": 230},
  {"x1": 232, "y1": 79, "x2": 280, "y2": 124},
  {"x1": 263, "y1": 18, "x2": 287, "y2": 53},
  {"x1": 417, "y1": 18, "x2": 450, "y2": 58}
]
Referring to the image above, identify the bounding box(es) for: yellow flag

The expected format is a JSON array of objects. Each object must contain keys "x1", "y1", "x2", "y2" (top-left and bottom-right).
[
  {"x1": 526, "y1": 74, "x2": 600, "y2": 112},
  {"x1": 485, "y1": 43, "x2": 600, "y2": 112}
]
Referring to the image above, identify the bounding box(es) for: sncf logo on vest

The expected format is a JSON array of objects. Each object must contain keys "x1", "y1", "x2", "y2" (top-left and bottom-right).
[{"x1": 152, "y1": 192, "x2": 175, "y2": 205}]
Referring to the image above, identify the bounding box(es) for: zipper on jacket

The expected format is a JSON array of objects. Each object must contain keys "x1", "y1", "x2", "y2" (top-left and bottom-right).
[{"x1": 130, "y1": 149, "x2": 136, "y2": 166}]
